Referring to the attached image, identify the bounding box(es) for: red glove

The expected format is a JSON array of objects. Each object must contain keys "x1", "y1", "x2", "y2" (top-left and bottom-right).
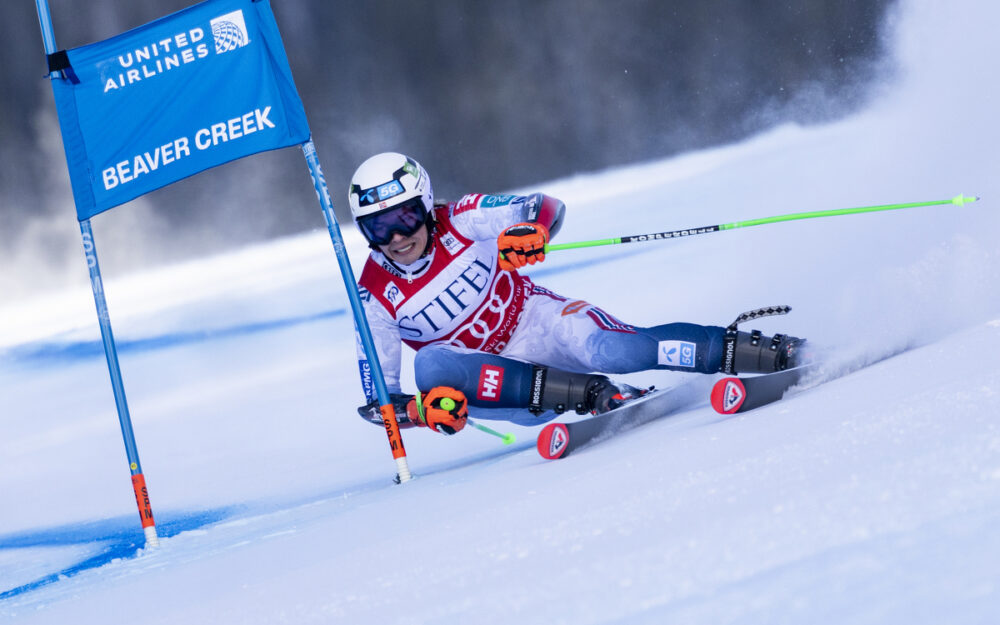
[
  {"x1": 498, "y1": 222, "x2": 549, "y2": 272},
  {"x1": 414, "y1": 386, "x2": 469, "y2": 435}
]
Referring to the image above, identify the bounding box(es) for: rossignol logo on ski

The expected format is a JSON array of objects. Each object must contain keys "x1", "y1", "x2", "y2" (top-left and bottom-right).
[
  {"x1": 537, "y1": 423, "x2": 570, "y2": 460},
  {"x1": 711, "y1": 377, "x2": 746, "y2": 414},
  {"x1": 711, "y1": 364, "x2": 816, "y2": 416},
  {"x1": 722, "y1": 379, "x2": 745, "y2": 412},
  {"x1": 548, "y1": 426, "x2": 568, "y2": 456}
]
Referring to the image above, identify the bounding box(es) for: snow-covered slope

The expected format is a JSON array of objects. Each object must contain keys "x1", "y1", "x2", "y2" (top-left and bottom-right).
[{"x1": 2, "y1": 1, "x2": 999, "y2": 623}]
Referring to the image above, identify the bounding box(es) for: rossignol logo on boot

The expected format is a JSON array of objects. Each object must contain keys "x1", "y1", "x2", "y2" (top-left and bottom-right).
[
  {"x1": 477, "y1": 365, "x2": 504, "y2": 401},
  {"x1": 722, "y1": 335, "x2": 736, "y2": 373},
  {"x1": 529, "y1": 367, "x2": 547, "y2": 411}
]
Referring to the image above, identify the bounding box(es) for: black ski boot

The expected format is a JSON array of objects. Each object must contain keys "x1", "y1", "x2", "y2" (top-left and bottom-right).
[
  {"x1": 528, "y1": 367, "x2": 646, "y2": 415},
  {"x1": 723, "y1": 330, "x2": 807, "y2": 374},
  {"x1": 585, "y1": 377, "x2": 647, "y2": 414},
  {"x1": 720, "y1": 305, "x2": 808, "y2": 374}
]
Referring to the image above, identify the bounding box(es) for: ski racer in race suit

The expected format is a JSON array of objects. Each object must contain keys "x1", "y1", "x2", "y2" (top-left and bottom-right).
[{"x1": 351, "y1": 153, "x2": 805, "y2": 435}]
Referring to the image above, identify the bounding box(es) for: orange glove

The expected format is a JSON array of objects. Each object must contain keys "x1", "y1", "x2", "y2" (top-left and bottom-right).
[
  {"x1": 414, "y1": 386, "x2": 469, "y2": 435},
  {"x1": 498, "y1": 222, "x2": 549, "y2": 272}
]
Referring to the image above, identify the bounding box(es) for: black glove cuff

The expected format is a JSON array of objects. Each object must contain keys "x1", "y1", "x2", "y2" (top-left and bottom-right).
[{"x1": 356, "y1": 393, "x2": 415, "y2": 425}]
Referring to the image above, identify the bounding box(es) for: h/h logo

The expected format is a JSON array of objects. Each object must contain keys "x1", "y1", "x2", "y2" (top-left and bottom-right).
[{"x1": 477, "y1": 365, "x2": 504, "y2": 401}]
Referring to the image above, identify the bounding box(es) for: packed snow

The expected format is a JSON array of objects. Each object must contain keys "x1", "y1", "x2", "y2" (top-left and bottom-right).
[{"x1": 2, "y1": 1, "x2": 999, "y2": 622}]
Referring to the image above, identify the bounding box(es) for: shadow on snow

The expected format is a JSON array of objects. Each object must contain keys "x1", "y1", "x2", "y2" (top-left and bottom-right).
[
  {"x1": 0, "y1": 441, "x2": 535, "y2": 601},
  {"x1": 0, "y1": 507, "x2": 236, "y2": 600}
]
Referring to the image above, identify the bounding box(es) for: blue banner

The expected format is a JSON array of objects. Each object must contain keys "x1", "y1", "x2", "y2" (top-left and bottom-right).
[{"x1": 49, "y1": 0, "x2": 310, "y2": 220}]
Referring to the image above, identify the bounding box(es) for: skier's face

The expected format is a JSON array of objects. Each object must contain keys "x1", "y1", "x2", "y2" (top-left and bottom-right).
[{"x1": 379, "y1": 223, "x2": 429, "y2": 265}]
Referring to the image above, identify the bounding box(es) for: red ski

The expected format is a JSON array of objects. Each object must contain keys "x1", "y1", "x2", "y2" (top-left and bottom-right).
[
  {"x1": 537, "y1": 381, "x2": 706, "y2": 460},
  {"x1": 710, "y1": 365, "x2": 816, "y2": 414}
]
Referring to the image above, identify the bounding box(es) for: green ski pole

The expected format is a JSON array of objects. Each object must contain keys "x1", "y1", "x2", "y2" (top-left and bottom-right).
[
  {"x1": 467, "y1": 418, "x2": 516, "y2": 445},
  {"x1": 543, "y1": 194, "x2": 980, "y2": 254}
]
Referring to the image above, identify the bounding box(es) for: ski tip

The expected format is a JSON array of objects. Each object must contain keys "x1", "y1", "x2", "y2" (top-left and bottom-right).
[
  {"x1": 711, "y1": 377, "x2": 747, "y2": 414},
  {"x1": 537, "y1": 423, "x2": 570, "y2": 460}
]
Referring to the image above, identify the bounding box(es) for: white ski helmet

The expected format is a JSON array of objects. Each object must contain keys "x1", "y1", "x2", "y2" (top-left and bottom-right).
[{"x1": 348, "y1": 152, "x2": 434, "y2": 245}]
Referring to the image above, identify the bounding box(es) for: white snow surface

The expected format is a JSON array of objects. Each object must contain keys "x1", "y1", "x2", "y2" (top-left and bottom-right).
[{"x1": 2, "y1": 1, "x2": 1000, "y2": 622}]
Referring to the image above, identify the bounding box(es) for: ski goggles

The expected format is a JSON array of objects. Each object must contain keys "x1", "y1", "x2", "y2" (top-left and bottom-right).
[{"x1": 357, "y1": 198, "x2": 429, "y2": 246}]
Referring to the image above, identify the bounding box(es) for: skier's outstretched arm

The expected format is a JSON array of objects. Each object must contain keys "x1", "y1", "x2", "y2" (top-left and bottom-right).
[
  {"x1": 497, "y1": 192, "x2": 566, "y2": 271},
  {"x1": 449, "y1": 192, "x2": 565, "y2": 241}
]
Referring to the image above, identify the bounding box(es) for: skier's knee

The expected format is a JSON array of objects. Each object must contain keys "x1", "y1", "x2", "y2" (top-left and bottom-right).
[{"x1": 413, "y1": 345, "x2": 470, "y2": 390}]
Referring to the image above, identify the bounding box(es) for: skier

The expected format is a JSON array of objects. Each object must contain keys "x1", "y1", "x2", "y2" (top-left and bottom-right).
[{"x1": 352, "y1": 152, "x2": 805, "y2": 435}]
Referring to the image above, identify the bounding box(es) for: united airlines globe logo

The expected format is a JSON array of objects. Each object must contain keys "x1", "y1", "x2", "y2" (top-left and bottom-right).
[
  {"x1": 213, "y1": 21, "x2": 245, "y2": 53},
  {"x1": 210, "y1": 10, "x2": 250, "y2": 54}
]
